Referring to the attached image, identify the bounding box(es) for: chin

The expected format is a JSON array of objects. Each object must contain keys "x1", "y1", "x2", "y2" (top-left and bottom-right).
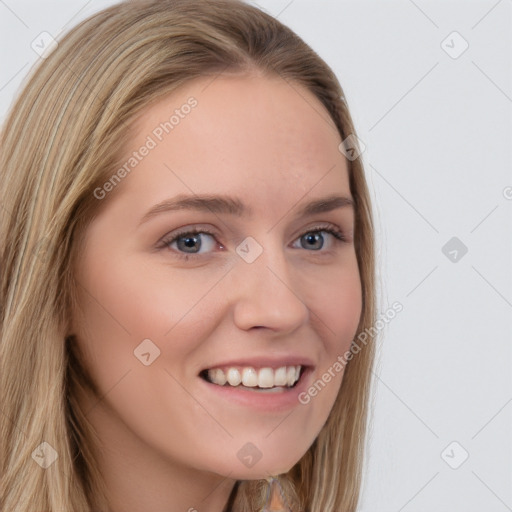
[{"x1": 203, "y1": 448, "x2": 305, "y2": 480}]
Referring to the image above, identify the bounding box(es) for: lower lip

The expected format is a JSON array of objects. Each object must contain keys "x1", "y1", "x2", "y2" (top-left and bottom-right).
[{"x1": 199, "y1": 368, "x2": 312, "y2": 412}]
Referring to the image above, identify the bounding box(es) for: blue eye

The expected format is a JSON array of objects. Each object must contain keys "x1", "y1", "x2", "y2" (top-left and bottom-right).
[
  {"x1": 159, "y1": 225, "x2": 346, "y2": 260},
  {"x1": 163, "y1": 229, "x2": 217, "y2": 255},
  {"x1": 300, "y1": 231, "x2": 326, "y2": 250},
  {"x1": 292, "y1": 227, "x2": 346, "y2": 251}
]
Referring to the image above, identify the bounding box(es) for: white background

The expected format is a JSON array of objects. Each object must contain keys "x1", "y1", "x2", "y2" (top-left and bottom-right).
[{"x1": 1, "y1": 1, "x2": 511, "y2": 510}]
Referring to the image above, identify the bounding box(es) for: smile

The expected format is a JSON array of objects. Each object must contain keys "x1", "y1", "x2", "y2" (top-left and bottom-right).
[{"x1": 201, "y1": 365, "x2": 303, "y2": 390}]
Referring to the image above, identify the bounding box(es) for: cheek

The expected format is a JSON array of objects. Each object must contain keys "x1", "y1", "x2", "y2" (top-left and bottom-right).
[
  {"x1": 72, "y1": 255, "x2": 229, "y2": 395},
  {"x1": 330, "y1": 275, "x2": 362, "y2": 348},
  {"x1": 299, "y1": 260, "x2": 362, "y2": 409},
  {"x1": 308, "y1": 258, "x2": 362, "y2": 353},
  {"x1": 71, "y1": 258, "x2": 233, "y2": 466},
  {"x1": 75, "y1": 254, "x2": 216, "y2": 341}
]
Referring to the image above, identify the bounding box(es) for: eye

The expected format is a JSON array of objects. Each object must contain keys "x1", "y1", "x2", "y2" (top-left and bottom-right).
[
  {"x1": 291, "y1": 226, "x2": 346, "y2": 251},
  {"x1": 160, "y1": 228, "x2": 219, "y2": 257}
]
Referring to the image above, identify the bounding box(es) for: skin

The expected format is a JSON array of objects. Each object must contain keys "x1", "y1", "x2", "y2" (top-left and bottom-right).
[{"x1": 70, "y1": 72, "x2": 362, "y2": 512}]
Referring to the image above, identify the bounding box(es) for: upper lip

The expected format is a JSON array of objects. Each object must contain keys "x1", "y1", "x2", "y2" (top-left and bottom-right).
[{"x1": 201, "y1": 355, "x2": 315, "y2": 372}]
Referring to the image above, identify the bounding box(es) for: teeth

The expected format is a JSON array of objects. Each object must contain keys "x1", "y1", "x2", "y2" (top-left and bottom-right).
[
  {"x1": 226, "y1": 368, "x2": 241, "y2": 386},
  {"x1": 286, "y1": 366, "x2": 296, "y2": 386},
  {"x1": 241, "y1": 367, "x2": 258, "y2": 387},
  {"x1": 274, "y1": 366, "x2": 288, "y2": 386},
  {"x1": 258, "y1": 368, "x2": 274, "y2": 388},
  {"x1": 208, "y1": 368, "x2": 226, "y2": 386},
  {"x1": 206, "y1": 365, "x2": 302, "y2": 389}
]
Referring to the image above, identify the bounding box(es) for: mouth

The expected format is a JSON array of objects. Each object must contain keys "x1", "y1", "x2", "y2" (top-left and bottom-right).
[{"x1": 199, "y1": 365, "x2": 305, "y2": 393}]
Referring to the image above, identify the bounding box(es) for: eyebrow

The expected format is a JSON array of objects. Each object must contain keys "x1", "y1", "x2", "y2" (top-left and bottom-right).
[{"x1": 138, "y1": 193, "x2": 355, "y2": 226}]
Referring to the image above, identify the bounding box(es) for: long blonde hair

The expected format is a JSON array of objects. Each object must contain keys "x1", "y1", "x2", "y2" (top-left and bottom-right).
[{"x1": 0, "y1": 1, "x2": 376, "y2": 510}]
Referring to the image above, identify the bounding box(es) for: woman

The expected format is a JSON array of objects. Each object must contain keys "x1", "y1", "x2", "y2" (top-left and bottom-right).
[{"x1": 0, "y1": 1, "x2": 376, "y2": 510}]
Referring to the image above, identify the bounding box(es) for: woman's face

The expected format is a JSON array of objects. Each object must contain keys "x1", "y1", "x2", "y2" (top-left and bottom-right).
[{"x1": 72, "y1": 73, "x2": 362, "y2": 480}]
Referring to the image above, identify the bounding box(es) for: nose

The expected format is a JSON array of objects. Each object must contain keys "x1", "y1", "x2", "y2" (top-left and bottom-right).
[{"x1": 229, "y1": 241, "x2": 309, "y2": 333}]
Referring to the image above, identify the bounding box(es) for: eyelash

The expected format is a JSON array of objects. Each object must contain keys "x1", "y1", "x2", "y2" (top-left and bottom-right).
[{"x1": 158, "y1": 224, "x2": 347, "y2": 260}]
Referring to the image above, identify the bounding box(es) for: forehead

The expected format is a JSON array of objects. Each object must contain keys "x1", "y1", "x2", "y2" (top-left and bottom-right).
[{"x1": 108, "y1": 74, "x2": 351, "y2": 218}]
